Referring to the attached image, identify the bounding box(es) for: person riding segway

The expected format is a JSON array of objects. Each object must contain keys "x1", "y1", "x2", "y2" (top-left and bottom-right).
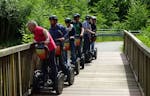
[
  {"x1": 27, "y1": 20, "x2": 64, "y2": 95},
  {"x1": 82, "y1": 15, "x2": 95, "y2": 63},
  {"x1": 49, "y1": 15, "x2": 75, "y2": 85},
  {"x1": 73, "y1": 13, "x2": 85, "y2": 69},
  {"x1": 90, "y1": 16, "x2": 97, "y2": 60},
  {"x1": 64, "y1": 17, "x2": 80, "y2": 75}
]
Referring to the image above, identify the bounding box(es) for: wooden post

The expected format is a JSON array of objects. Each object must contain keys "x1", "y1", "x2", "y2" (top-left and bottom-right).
[
  {"x1": 10, "y1": 54, "x2": 17, "y2": 96},
  {"x1": 147, "y1": 58, "x2": 150, "y2": 96},
  {"x1": 3, "y1": 59, "x2": 6, "y2": 96},
  {"x1": 18, "y1": 52, "x2": 23, "y2": 96},
  {"x1": 0, "y1": 59, "x2": 3, "y2": 96}
]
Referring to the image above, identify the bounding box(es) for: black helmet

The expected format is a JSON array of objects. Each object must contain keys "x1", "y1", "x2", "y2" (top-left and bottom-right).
[
  {"x1": 74, "y1": 13, "x2": 80, "y2": 18},
  {"x1": 85, "y1": 15, "x2": 91, "y2": 20},
  {"x1": 65, "y1": 18, "x2": 72, "y2": 23},
  {"x1": 49, "y1": 15, "x2": 58, "y2": 20}
]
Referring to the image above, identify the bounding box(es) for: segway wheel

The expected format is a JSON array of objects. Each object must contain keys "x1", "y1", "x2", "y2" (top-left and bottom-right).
[
  {"x1": 85, "y1": 52, "x2": 92, "y2": 63},
  {"x1": 75, "y1": 60, "x2": 80, "y2": 75},
  {"x1": 31, "y1": 71, "x2": 43, "y2": 94},
  {"x1": 68, "y1": 68, "x2": 75, "y2": 85},
  {"x1": 55, "y1": 72, "x2": 64, "y2": 95},
  {"x1": 94, "y1": 48, "x2": 97, "y2": 59},
  {"x1": 80, "y1": 55, "x2": 85, "y2": 69}
]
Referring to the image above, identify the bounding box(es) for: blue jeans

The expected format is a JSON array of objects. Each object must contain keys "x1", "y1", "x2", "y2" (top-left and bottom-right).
[
  {"x1": 83, "y1": 35, "x2": 90, "y2": 54},
  {"x1": 91, "y1": 41, "x2": 95, "y2": 52},
  {"x1": 70, "y1": 39, "x2": 76, "y2": 64},
  {"x1": 65, "y1": 39, "x2": 76, "y2": 65}
]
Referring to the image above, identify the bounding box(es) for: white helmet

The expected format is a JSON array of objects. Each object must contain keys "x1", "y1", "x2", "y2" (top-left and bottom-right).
[{"x1": 91, "y1": 16, "x2": 97, "y2": 20}]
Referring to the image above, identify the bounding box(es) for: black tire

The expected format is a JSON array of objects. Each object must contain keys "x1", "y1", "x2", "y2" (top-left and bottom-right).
[
  {"x1": 31, "y1": 81, "x2": 39, "y2": 94},
  {"x1": 80, "y1": 55, "x2": 85, "y2": 69},
  {"x1": 68, "y1": 68, "x2": 75, "y2": 85},
  {"x1": 75, "y1": 60, "x2": 80, "y2": 75},
  {"x1": 94, "y1": 48, "x2": 97, "y2": 59},
  {"x1": 89, "y1": 52, "x2": 93, "y2": 62},
  {"x1": 85, "y1": 52, "x2": 92, "y2": 63},
  {"x1": 55, "y1": 73, "x2": 64, "y2": 95},
  {"x1": 32, "y1": 73, "x2": 42, "y2": 94}
]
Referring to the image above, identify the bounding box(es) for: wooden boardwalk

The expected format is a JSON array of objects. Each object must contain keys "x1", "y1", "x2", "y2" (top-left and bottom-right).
[{"x1": 33, "y1": 42, "x2": 142, "y2": 96}]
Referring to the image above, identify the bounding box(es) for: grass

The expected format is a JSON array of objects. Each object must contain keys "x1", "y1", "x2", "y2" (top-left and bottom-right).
[
  {"x1": 96, "y1": 36, "x2": 123, "y2": 42},
  {"x1": 137, "y1": 35, "x2": 150, "y2": 47}
]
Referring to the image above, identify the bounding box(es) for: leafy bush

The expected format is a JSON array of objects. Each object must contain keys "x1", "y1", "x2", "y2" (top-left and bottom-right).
[
  {"x1": 125, "y1": 1, "x2": 149, "y2": 30},
  {"x1": 95, "y1": 0, "x2": 119, "y2": 27},
  {"x1": 137, "y1": 26, "x2": 150, "y2": 47},
  {"x1": 0, "y1": 0, "x2": 32, "y2": 42}
]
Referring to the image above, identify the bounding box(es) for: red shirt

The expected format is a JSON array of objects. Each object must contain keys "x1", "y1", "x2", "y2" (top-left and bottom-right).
[{"x1": 33, "y1": 26, "x2": 56, "y2": 51}]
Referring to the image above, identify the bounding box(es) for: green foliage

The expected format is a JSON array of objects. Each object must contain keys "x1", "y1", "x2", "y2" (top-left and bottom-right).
[
  {"x1": 115, "y1": 0, "x2": 131, "y2": 21},
  {"x1": 0, "y1": 0, "x2": 91, "y2": 48},
  {"x1": 95, "y1": 0, "x2": 119, "y2": 27},
  {"x1": 112, "y1": 21, "x2": 127, "y2": 29},
  {"x1": 22, "y1": 34, "x2": 33, "y2": 44},
  {"x1": 0, "y1": 0, "x2": 32, "y2": 42},
  {"x1": 125, "y1": 1, "x2": 149, "y2": 30},
  {"x1": 0, "y1": 40, "x2": 21, "y2": 49},
  {"x1": 0, "y1": 0, "x2": 150, "y2": 47},
  {"x1": 137, "y1": 26, "x2": 150, "y2": 47}
]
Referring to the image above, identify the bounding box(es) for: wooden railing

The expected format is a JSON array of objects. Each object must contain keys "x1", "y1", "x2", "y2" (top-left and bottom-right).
[
  {"x1": 124, "y1": 30, "x2": 150, "y2": 96},
  {"x1": 0, "y1": 43, "x2": 40, "y2": 96},
  {"x1": 96, "y1": 29, "x2": 140, "y2": 37}
]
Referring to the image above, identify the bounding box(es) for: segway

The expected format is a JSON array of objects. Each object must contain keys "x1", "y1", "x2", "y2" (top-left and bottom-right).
[
  {"x1": 64, "y1": 37, "x2": 80, "y2": 76},
  {"x1": 83, "y1": 37, "x2": 93, "y2": 63},
  {"x1": 84, "y1": 50, "x2": 93, "y2": 63},
  {"x1": 56, "y1": 40, "x2": 75, "y2": 85},
  {"x1": 91, "y1": 34, "x2": 98, "y2": 60},
  {"x1": 31, "y1": 43, "x2": 64, "y2": 95},
  {"x1": 75, "y1": 35, "x2": 85, "y2": 70}
]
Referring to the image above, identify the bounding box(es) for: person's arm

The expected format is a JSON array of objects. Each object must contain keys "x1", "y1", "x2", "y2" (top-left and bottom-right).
[
  {"x1": 64, "y1": 27, "x2": 69, "y2": 40},
  {"x1": 56, "y1": 25, "x2": 67, "y2": 41},
  {"x1": 57, "y1": 25, "x2": 67, "y2": 41},
  {"x1": 43, "y1": 29, "x2": 50, "y2": 44},
  {"x1": 80, "y1": 23, "x2": 84, "y2": 37},
  {"x1": 82, "y1": 22, "x2": 95, "y2": 34},
  {"x1": 85, "y1": 28, "x2": 95, "y2": 34},
  {"x1": 33, "y1": 40, "x2": 37, "y2": 43}
]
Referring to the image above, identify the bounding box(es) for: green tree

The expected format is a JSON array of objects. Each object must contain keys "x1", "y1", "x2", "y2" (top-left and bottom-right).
[
  {"x1": 115, "y1": 0, "x2": 131, "y2": 21},
  {"x1": 95, "y1": 0, "x2": 119, "y2": 27},
  {"x1": 125, "y1": 1, "x2": 149, "y2": 30},
  {"x1": 0, "y1": 0, "x2": 32, "y2": 43}
]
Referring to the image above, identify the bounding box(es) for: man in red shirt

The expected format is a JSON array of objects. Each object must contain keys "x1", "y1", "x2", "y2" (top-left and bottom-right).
[{"x1": 27, "y1": 20, "x2": 58, "y2": 86}]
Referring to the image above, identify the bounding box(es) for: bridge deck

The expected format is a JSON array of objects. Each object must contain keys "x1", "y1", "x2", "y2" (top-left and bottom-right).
[{"x1": 33, "y1": 42, "x2": 142, "y2": 96}]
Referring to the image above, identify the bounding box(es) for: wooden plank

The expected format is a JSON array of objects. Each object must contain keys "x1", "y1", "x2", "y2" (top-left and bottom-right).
[
  {"x1": 0, "y1": 43, "x2": 32, "y2": 57},
  {"x1": 146, "y1": 58, "x2": 150, "y2": 96},
  {"x1": 0, "y1": 59, "x2": 3, "y2": 96},
  {"x1": 10, "y1": 54, "x2": 17, "y2": 96},
  {"x1": 18, "y1": 52, "x2": 23, "y2": 96}
]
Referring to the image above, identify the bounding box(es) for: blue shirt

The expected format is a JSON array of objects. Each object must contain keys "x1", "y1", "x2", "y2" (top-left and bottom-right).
[
  {"x1": 49, "y1": 24, "x2": 67, "y2": 42},
  {"x1": 82, "y1": 20, "x2": 91, "y2": 37}
]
